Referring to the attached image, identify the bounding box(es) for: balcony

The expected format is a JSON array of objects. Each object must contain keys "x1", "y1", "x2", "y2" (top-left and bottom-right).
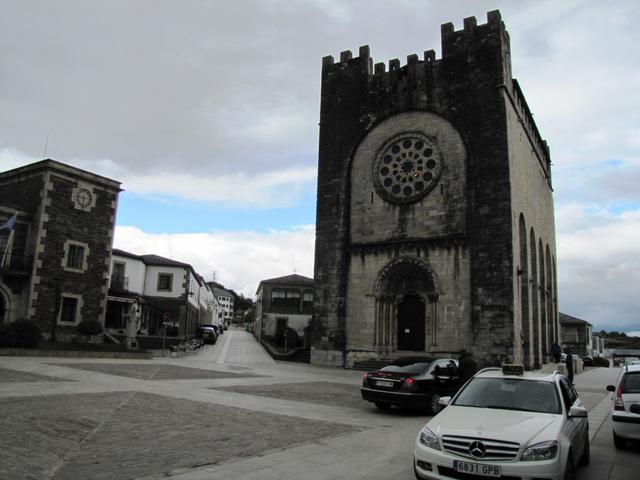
[
  {"x1": 110, "y1": 275, "x2": 130, "y2": 291},
  {"x1": 0, "y1": 248, "x2": 33, "y2": 275}
]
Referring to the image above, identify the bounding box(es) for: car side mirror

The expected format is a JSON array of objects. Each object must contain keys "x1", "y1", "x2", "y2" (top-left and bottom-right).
[
  {"x1": 439, "y1": 396, "x2": 451, "y2": 407},
  {"x1": 606, "y1": 385, "x2": 615, "y2": 392},
  {"x1": 568, "y1": 405, "x2": 588, "y2": 418}
]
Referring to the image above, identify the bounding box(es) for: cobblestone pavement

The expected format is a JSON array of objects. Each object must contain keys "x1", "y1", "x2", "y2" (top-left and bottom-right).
[
  {"x1": 0, "y1": 367, "x2": 68, "y2": 383},
  {"x1": 0, "y1": 391, "x2": 359, "y2": 480},
  {"x1": 49, "y1": 363, "x2": 262, "y2": 380},
  {"x1": 0, "y1": 330, "x2": 630, "y2": 480},
  {"x1": 216, "y1": 381, "x2": 364, "y2": 409}
]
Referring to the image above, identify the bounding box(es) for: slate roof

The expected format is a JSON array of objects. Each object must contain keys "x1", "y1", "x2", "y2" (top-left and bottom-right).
[
  {"x1": 560, "y1": 312, "x2": 592, "y2": 326},
  {"x1": 112, "y1": 249, "x2": 196, "y2": 274},
  {"x1": 256, "y1": 273, "x2": 314, "y2": 294}
]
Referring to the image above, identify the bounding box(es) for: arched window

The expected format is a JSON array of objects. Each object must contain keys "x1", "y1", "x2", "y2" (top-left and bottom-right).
[
  {"x1": 530, "y1": 228, "x2": 540, "y2": 369},
  {"x1": 519, "y1": 214, "x2": 530, "y2": 369}
]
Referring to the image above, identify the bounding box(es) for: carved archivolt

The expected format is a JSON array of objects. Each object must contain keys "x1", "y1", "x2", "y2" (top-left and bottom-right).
[
  {"x1": 373, "y1": 257, "x2": 440, "y2": 350},
  {"x1": 375, "y1": 257, "x2": 439, "y2": 299}
]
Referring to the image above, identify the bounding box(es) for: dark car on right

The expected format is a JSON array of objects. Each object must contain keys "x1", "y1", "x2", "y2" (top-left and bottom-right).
[{"x1": 361, "y1": 357, "x2": 461, "y2": 414}]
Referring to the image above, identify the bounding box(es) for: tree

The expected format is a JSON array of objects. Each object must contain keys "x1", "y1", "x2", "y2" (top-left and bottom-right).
[
  {"x1": 234, "y1": 293, "x2": 254, "y2": 312},
  {"x1": 76, "y1": 319, "x2": 103, "y2": 342}
]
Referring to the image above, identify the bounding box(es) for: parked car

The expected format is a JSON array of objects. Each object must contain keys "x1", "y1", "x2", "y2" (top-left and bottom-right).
[
  {"x1": 201, "y1": 323, "x2": 222, "y2": 337},
  {"x1": 361, "y1": 357, "x2": 460, "y2": 414},
  {"x1": 582, "y1": 356, "x2": 594, "y2": 366},
  {"x1": 414, "y1": 364, "x2": 589, "y2": 480},
  {"x1": 606, "y1": 364, "x2": 640, "y2": 449},
  {"x1": 195, "y1": 326, "x2": 217, "y2": 344}
]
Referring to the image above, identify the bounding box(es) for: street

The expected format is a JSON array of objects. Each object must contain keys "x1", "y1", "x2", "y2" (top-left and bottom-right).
[{"x1": 0, "y1": 328, "x2": 638, "y2": 480}]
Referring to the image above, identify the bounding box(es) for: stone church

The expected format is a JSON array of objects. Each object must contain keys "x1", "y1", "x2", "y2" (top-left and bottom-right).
[{"x1": 311, "y1": 11, "x2": 559, "y2": 370}]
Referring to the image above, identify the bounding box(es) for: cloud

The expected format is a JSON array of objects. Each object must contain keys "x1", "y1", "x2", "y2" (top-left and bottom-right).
[
  {"x1": 557, "y1": 208, "x2": 640, "y2": 331},
  {"x1": 0, "y1": 148, "x2": 316, "y2": 209},
  {"x1": 113, "y1": 224, "x2": 316, "y2": 297}
]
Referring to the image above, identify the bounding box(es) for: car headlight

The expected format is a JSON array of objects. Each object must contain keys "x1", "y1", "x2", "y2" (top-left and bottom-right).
[
  {"x1": 521, "y1": 440, "x2": 558, "y2": 461},
  {"x1": 418, "y1": 426, "x2": 441, "y2": 451}
]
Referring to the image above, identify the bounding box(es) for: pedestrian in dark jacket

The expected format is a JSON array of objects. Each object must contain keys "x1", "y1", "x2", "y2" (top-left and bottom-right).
[
  {"x1": 458, "y1": 350, "x2": 479, "y2": 383},
  {"x1": 551, "y1": 342, "x2": 561, "y2": 363},
  {"x1": 565, "y1": 349, "x2": 574, "y2": 384}
]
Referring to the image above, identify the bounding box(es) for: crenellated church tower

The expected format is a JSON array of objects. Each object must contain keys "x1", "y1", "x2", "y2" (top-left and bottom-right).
[{"x1": 311, "y1": 10, "x2": 559, "y2": 369}]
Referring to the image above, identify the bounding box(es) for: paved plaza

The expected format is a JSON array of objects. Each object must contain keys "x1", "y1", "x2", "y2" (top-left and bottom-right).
[{"x1": 0, "y1": 328, "x2": 638, "y2": 479}]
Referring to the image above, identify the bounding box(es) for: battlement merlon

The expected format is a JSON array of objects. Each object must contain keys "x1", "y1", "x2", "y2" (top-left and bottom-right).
[
  {"x1": 321, "y1": 10, "x2": 510, "y2": 76},
  {"x1": 441, "y1": 10, "x2": 509, "y2": 58}
]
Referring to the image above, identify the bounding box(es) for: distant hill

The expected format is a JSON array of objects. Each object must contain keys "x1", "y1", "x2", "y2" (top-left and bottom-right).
[{"x1": 599, "y1": 331, "x2": 640, "y2": 349}]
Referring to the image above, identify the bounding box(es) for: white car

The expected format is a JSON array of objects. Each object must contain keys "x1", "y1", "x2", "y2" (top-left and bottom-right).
[
  {"x1": 606, "y1": 364, "x2": 640, "y2": 449},
  {"x1": 414, "y1": 365, "x2": 589, "y2": 480}
]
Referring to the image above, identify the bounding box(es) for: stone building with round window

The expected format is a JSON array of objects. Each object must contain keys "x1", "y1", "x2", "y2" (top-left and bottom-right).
[{"x1": 311, "y1": 11, "x2": 559, "y2": 370}]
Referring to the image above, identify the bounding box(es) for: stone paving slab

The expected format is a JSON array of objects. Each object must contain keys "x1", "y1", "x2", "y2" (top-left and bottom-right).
[
  {"x1": 0, "y1": 367, "x2": 69, "y2": 383},
  {"x1": 50, "y1": 363, "x2": 262, "y2": 380},
  {"x1": 216, "y1": 381, "x2": 364, "y2": 409},
  {"x1": 0, "y1": 390, "x2": 360, "y2": 480}
]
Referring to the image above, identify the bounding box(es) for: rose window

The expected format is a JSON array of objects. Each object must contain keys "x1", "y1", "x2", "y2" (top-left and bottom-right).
[{"x1": 373, "y1": 133, "x2": 442, "y2": 203}]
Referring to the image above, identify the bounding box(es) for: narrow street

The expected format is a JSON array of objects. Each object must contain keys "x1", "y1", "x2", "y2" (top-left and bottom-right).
[{"x1": 0, "y1": 329, "x2": 637, "y2": 480}]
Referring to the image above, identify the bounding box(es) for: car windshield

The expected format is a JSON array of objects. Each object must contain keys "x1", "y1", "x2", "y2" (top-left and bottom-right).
[
  {"x1": 452, "y1": 377, "x2": 562, "y2": 414},
  {"x1": 621, "y1": 372, "x2": 640, "y2": 393},
  {"x1": 381, "y1": 362, "x2": 432, "y2": 374}
]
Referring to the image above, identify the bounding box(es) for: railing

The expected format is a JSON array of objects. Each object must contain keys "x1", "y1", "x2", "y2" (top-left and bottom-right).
[
  {"x1": 1, "y1": 249, "x2": 33, "y2": 272},
  {"x1": 110, "y1": 275, "x2": 129, "y2": 291}
]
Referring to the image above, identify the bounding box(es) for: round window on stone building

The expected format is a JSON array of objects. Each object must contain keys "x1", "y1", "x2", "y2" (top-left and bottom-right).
[{"x1": 372, "y1": 132, "x2": 443, "y2": 204}]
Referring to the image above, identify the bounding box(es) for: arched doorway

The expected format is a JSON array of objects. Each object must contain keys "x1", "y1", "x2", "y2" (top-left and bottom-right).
[
  {"x1": 374, "y1": 257, "x2": 438, "y2": 352},
  {"x1": 397, "y1": 294, "x2": 425, "y2": 351}
]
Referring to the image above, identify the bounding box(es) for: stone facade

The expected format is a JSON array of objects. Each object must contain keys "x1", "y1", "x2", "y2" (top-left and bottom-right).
[
  {"x1": 0, "y1": 159, "x2": 121, "y2": 341},
  {"x1": 311, "y1": 11, "x2": 559, "y2": 369}
]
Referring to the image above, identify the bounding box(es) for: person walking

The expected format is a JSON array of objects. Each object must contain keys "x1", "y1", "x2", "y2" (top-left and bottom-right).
[
  {"x1": 458, "y1": 350, "x2": 479, "y2": 383},
  {"x1": 565, "y1": 349, "x2": 574, "y2": 384},
  {"x1": 551, "y1": 342, "x2": 561, "y2": 363}
]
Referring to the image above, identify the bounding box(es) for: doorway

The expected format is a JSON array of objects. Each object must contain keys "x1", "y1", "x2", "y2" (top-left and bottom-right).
[{"x1": 397, "y1": 294, "x2": 425, "y2": 351}]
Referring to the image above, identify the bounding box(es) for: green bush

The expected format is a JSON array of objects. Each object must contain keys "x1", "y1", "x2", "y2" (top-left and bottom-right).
[
  {"x1": 76, "y1": 319, "x2": 103, "y2": 340},
  {"x1": 11, "y1": 319, "x2": 42, "y2": 348},
  {"x1": 593, "y1": 356, "x2": 610, "y2": 368},
  {"x1": 0, "y1": 322, "x2": 16, "y2": 348}
]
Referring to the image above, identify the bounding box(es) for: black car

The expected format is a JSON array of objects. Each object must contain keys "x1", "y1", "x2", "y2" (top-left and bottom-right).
[
  {"x1": 361, "y1": 357, "x2": 460, "y2": 414},
  {"x1": 196, "y1": 326, "x2": 217, "y2": 344},
  {"x1": 201, "y1": 323, "x2": 222, "y2": 337}
]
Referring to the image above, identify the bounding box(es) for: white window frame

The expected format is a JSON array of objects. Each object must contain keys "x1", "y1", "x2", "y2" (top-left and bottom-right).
[
  {"x1": 61, "y1": 240, "x2": 89, "y2": 273},
  {"x1": 157, "y1": 272, "x2": 173, "y2": 292},
  {"x1": 58, "y1": 293, "x2": 83, "y2": 326}
]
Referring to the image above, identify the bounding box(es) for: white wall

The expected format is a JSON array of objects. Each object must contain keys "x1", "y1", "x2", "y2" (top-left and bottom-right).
[
  {"x1": 111, "y1": 255, "x2": 146, "y2": 294},
  {"x1": 144, "y1": 265, "x2": 186, "y2": 298}
]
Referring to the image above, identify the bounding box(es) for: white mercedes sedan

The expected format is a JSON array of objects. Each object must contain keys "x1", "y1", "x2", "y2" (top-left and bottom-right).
[{"x1": 414, "y1": 365, "x2": 589, "y2": 480}]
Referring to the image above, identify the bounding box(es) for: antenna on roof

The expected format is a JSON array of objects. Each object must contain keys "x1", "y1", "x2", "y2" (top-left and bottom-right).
[
  {"x1": 292, "y1": 256, "x2": 297, "y2": 274},
  {"x1": 43, "y1": 133, "x2": 50, "y2": 159}
]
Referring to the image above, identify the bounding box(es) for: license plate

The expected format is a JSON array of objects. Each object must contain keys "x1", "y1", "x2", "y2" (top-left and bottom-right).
[
  {"x1": 375, "y1": 380, "x2": 394, "y2": 388},
  {"x1": 453, "y1": 460, "x2": 501, "y2": 477}
]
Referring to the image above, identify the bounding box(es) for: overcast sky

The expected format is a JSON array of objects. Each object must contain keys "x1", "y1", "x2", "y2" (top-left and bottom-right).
[{"x1": 1, "y1": 0, "x2": 639, "y2": 334}]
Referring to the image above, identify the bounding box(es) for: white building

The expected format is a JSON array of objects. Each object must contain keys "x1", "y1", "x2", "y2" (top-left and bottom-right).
[
  {"x1": 107, "y1": 249, "x2": 214, "y2": 339},
  {"x1": 210, "y1": 285, "x2": 234, "y2": 325}
]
